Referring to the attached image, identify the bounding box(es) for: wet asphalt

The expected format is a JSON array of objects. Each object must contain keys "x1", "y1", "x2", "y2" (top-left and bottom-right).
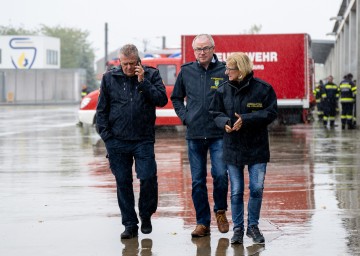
[{"x1": 0, "y1": 105, "x2": 359, "y2": 256}]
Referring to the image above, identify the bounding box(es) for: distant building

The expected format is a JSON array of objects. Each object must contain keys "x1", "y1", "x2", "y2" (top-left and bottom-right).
[
  {"x1": 0, "y1": 35, "x2": 86, "y2": 104},
  {"x1": 0, "y1": 35, "x2": 60, "y2": 69}
]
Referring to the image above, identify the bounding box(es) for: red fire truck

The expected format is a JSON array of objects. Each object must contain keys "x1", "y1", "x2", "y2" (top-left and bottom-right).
[
  {"x1": 79, "y1": 33, "x2": 314, "y2": 127},
  {"x1": 182, "y1": 33, "x2": 315, "y2": 124}
]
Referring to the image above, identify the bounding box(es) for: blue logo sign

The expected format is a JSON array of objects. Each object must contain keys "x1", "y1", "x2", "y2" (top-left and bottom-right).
[{"x1": 9, "y1": 37, "x2": 37, "y2": 69}]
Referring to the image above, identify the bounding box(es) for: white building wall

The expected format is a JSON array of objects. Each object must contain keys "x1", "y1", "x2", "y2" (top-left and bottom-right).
[
  {"x1": 0, "y1": 35, "x2": 60, "y2": 69},
  {"x1": 325, "y1": 0, "x2": 360, "y2": 125}
]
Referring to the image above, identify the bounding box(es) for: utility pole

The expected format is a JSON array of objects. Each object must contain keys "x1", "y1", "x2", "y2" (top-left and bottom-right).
[
  {"x1": 105, "y1": 22, "x2": 108, "y2": 68},
  {"x1": 162, "y1": 36, "x2": 166, "y2": 49}
]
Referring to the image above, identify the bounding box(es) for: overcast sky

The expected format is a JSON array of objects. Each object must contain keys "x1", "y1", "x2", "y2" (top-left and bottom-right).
[{"x1": 1, "y1": 0, "x2": 342, "y2": 61}]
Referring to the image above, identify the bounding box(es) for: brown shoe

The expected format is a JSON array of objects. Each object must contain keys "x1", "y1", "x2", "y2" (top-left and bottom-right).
[
  {"x1": 216, "y1": 210, "x2": 229, "y2": 233},
  {"x1": 191, "y1": 225, "x2": 211, "y2": 237}
]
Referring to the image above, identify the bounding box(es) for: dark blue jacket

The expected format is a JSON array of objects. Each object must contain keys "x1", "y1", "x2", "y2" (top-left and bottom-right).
[
  {"x1": 209, "y1": 72, "x2": 278, "y2": 166},
  {"x1": 170, "y1": 54, "x2": 228, "y2": 139},
  {"x1": 96, "y1": 66, "x2": 168, "y2": 142}
]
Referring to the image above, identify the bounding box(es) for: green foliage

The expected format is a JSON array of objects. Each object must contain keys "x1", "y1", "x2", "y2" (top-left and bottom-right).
[
  {"x1": 0, "y1": 24, "x2": 97, "y2": 90},
  {"x1": 242, "y1": 24, "x2": 263, "y2": 34},
  {"x1": 39, "y1": 25, "x2": 97, "y2": 90},
  {"x1": 0, "y1": 25, "x2": 37, "y2": 35}
]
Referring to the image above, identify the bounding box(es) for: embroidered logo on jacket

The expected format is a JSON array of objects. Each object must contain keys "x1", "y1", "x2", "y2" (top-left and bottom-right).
[
  {"x1": 210, "y1": 77, "x2": 224, "y2": 89},
  {"x1": 247, "y1": 103, "x2": 263, "y2": 108}
]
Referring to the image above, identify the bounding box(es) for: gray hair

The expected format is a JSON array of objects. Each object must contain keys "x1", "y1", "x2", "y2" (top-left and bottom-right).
[
  {"x1": 192, "y1": 34, "x2": 215, "y2": 48},
  {"x1": 119, "y1": 44, "x2": 139, "y2": 58}
]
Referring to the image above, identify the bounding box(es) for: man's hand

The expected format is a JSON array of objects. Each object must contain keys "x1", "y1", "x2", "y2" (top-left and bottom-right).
[{"x1": 135, "y1": 63, "x2": 144, "y2": 82}]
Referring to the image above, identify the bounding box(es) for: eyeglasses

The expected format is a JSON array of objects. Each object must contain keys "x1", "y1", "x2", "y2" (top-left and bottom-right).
[
  {"x1": 225, "y1": 66, "x2": 238, "y2": 71},
  {"x1": 193, "y1": 46, "x2": 214, "y2": 53}
]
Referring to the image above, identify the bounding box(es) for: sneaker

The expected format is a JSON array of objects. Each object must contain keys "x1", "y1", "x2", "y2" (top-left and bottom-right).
[
  {"x1": 231, "y1": 228, "x2": 244, "y2": 244},
  {"x1": 141, "y1": 218, "x2": 152, "y2": 234},
  {"x1": 215, "y1": 210, "x2": 229, "y2": 233},
  {"x1": 246, "y1": 225, "x2": 265, "y2": 244},
  {"x1": 191, "y1": 225, "x2": 210, "y2": 237},
  {"x1": 121, "y1": 227, "x2": 138, "y2": 239}
]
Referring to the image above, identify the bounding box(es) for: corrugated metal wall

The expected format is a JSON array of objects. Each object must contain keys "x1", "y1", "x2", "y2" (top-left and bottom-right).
[{"x1": 0, "y1": 69, "x2": 86, "y2": 104}]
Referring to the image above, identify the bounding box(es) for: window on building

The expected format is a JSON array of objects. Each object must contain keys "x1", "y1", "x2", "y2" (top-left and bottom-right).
[
  {"x1": 157, "y1": 64, "x2": 177, "y2": 85},
  {"x1": 46, "y1": 50, "x2": 58, "y2": 65}
]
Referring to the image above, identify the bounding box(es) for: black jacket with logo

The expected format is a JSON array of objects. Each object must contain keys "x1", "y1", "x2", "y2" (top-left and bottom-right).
[
  {"x1": 209, "y1": 72, "x2": 278, "y2": 166},
  {"x1": 170, "y1": 54, "x2": 228, "y2": 139},
  {"x1": 96, "y1": 66, "x2": 168, "y2": 142}
]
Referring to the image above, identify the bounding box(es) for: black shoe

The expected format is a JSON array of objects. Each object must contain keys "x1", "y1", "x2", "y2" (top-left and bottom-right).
[
  {"x1": 246, "y1": 226, "x2": 265, "y2": 244},
  {"x1": 141, "y1": 218, "x2": 152, "y2": 234},
  {"x1": 121, "y1": 227, "x2": 138, "y2": 239},
  {"x1": 231, "y1": 228, "x2": 244, "y2": 244}
]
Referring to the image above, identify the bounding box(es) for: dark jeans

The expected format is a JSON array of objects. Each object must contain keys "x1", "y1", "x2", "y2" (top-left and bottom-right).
[
  {"x1": 106, "y1": 139, "x2": 158, "y2": 229},
  {"x1": 187, "y1": 138, "x2": 228, "y2": 226}
]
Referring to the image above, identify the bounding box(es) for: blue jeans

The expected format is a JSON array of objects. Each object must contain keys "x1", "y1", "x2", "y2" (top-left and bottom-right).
[
  {"x1": 187, "y1": 138, "x2": 228, "y2": 226},
  {"x1": 228, "y1": 163, "x2": 267, "y2": 230},
  {"x1": 106, "y1": 139, "x2": 158, "y2": 229}
]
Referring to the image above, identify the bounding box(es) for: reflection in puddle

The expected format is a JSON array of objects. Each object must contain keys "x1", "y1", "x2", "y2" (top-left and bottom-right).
[{"x1": 87, "y1": 123, "x2": 360, "y2": 255}]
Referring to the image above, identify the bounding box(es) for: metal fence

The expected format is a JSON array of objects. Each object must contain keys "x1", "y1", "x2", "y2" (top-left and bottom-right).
[{"x1": 0, "y1": 69, "x2": 86, "y2": 104}]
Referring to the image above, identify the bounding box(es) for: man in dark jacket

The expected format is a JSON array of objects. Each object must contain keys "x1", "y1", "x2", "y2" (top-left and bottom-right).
[
  {"x1": 209, "y1": 52, "x2": 277, "y2": 245},
  {"x1": 171, "y1": 34, "x2": 229, "y2": 237},
  {"x1": 96, "y1": 44, "x2": 168, "y2": 239}
]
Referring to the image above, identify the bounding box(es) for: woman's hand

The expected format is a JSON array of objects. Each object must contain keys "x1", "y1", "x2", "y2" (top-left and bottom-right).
[{"x1": 231, "y1": 112, "x2": 242, "y2": 131}]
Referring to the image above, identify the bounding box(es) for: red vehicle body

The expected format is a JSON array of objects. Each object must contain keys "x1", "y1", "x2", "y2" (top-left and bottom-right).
[
  {"x1": 182, "y1": 33, "x2": 315, "y2": 124},
  {"x1": 78, "y1": 57, "x2": 182, "y2": 126}
]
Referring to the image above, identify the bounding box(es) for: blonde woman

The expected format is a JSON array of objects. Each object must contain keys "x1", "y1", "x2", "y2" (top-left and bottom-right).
[{"x1": 209, "y1": 52, "x2": 278, "y2": 244}]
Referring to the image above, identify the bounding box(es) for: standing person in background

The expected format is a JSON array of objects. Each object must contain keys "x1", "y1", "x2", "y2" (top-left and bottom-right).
[
  {"x1": 81, "y1": 84, "x2": 90, "y2": 98},
  {"x1": 339, "y1": 73, "x2": 356, "y2": 130},
  {"x1": 353, "y1": 79, "x2": 357, "y2": 127},
  {"x1": 313, "y1": 80, "x2": 324, "y2": 121},
  {"x1": 321, "y1": 75, "x2": 339, "y2": 128},
  {"x1": 96, "y1": 44, "x2": 168, "y2": 239},
  {"x1": 209, "y1": 52, "x2": 278, "y2": 245},
  {"x1": 171, "y1": 34, "x2": 229, "y2": 238}
]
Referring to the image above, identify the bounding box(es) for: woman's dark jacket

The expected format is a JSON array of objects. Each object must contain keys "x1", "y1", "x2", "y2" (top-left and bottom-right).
[
  {"x1": 96, "y1": 66, "x2": 168, "y2": 142},
  {"x1": 209, "y1": 72, "x2": 278, "y2": 166}
]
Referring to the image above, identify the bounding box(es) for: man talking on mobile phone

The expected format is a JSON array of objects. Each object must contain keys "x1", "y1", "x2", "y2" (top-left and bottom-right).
[{"x1": 96, "y1": 44, "x2": 168, "y2": 239}]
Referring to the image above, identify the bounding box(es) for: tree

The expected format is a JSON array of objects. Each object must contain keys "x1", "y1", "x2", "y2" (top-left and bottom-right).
[
  {"x1": 39, "y1": 25, "x2": 97, "y2": 90},
  {"x1": 0, "y1": 25, "x2": 36, "y2": 35},
  {"x1": 242, "y1": 24, "x2": 262, "y2": 34},
  {"x1": 0, "y1": 24, "x2": 97, "y2": 91}
]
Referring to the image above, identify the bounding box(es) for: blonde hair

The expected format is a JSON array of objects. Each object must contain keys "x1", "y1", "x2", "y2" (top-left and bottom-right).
[{"x1": 226, "y1": 52, "x2": 253, "y2": 76}]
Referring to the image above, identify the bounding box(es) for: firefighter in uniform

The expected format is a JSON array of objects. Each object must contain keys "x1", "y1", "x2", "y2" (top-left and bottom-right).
[
  {"x1": 313, "y1": 80, "x2": 324, "y2": 121},
  {"x1": 321, "y1": 75, "x2": 339, "y2": 128},
  {"x1": 339, "y1": 73, "x2": 356, "y2": 129},
  {"x1": 352, "y1": 79, "x2": 357, "y2": 127}
]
